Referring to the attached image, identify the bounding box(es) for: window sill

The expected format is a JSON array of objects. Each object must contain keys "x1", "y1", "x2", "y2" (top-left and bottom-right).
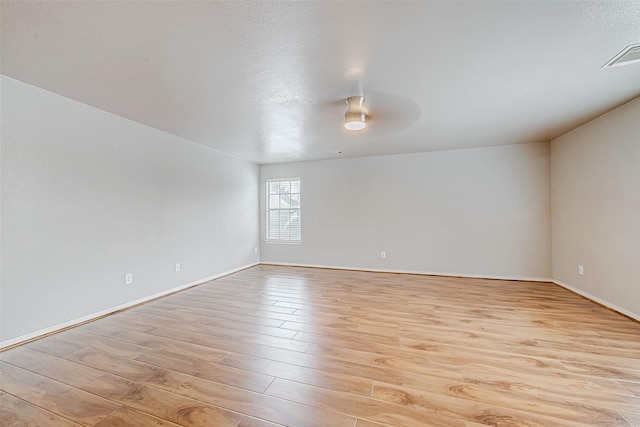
[{"x1": 264, "y1": 240, "x2": 302, "y2": 245}]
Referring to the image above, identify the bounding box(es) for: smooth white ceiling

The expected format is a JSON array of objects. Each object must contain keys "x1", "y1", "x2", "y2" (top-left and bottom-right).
[{"x1": 2, "y1": 1, "x2": 640, "y2": 164}]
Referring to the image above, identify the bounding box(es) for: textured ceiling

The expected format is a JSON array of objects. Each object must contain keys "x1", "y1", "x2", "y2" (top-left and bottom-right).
[{"x1": 2, "y1": 1, "x2": 640, "y2": 164}]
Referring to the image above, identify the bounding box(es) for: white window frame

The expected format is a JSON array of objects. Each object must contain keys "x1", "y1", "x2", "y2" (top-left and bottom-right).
[{"x1": 265, "y1": 178, "x2": 301, "y2": 244}]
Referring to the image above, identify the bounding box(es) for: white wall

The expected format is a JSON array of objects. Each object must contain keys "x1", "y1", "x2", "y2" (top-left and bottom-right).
[
  {"x1": 260, "y1": 142, "x2": 551, "y2": 280},
  {"x1": 5, "y1": 73, "x2": 634, "y2": 346},
  {"x1": 0, "y1": 76, "x2": 259, "y2": 344},
  {"x1": 551, "y1": 96, "x2": 640, "y2": 319}
]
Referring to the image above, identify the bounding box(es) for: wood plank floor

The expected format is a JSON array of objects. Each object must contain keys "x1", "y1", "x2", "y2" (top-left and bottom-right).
[{"x1": 2, "y1": 265, "x2": 639, "y2": 426}]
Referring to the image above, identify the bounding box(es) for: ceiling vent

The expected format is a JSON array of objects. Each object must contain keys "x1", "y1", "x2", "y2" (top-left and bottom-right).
[{"x1": 603, "y1": 44, "x2": 640, "y2": 68}]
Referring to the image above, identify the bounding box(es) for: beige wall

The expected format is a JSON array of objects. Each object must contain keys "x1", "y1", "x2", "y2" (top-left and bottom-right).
[
  {"x1": 551, "y1": 96, "x2": 640, "y2": 319},
  {"x1": 261, "y1": 142, "x2": 551, "y2": 280},
  {"x1": 1, "y1": 76, "x2": 260, "y2": 344}
]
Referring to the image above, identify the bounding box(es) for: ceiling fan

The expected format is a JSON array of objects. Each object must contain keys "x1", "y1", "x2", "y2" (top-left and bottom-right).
[{"x1": 322, "y1": 90, "x2": 422, "y2": 136}]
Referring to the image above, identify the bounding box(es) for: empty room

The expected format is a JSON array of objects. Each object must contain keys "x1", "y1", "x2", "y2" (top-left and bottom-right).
[{"x1": 1, "y1": 1, "x2": 639, "y2": 426}]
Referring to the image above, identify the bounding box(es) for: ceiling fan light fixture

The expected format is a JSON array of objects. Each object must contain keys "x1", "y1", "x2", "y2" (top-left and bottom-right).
[
  {"x1": 344, "y1": 96, "x2": 366, "y2": 131},
  {"x1": 344, "y1": 112, "x2": 366, "y2": 130}
]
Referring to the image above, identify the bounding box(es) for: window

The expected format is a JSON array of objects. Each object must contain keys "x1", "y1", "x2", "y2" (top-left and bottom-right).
[{"x1": 266, "y1": 178, "x2": 301, "y2": 242}]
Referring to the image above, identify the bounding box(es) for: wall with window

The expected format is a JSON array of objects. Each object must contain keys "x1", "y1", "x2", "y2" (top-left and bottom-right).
[
  {"x1": 260, "y1": 142, "x2": 551, "y2": 280},
  {"x1": 1, "y1": 76, "x2": 260, "y2": 345}
]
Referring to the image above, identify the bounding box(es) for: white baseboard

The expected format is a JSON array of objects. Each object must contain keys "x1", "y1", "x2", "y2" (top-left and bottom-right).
[
  {"x1": 262, "y1": 262, "x2": 638, "y2": 321},
  {"x1": 0, "y1": 262, "x2": 259, "y2": 350},
  {"x1": 259, "y1": 261, "x2": 553, "y2": 283},
  {"x1": 552, "y1": 279, "x2": 640, "y2": 322},
  {"x1": 4, "y1": 262, "x2": 634, "y2": 350}
]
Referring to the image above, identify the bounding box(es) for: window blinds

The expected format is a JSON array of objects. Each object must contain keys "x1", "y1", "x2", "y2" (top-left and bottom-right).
[{"x1": 266, "y1": 178, "x2": 301, "y2": 242}]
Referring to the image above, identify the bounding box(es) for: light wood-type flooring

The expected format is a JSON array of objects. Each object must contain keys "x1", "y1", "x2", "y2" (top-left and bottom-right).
[{"x1": 2, "y1": 265, "x2": 640, "y2": 426}]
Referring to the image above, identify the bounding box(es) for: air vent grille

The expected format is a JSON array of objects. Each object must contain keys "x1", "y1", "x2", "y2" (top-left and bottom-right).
[{"x1": 603, "y1": 44, "x2": 640, "y2": 68}]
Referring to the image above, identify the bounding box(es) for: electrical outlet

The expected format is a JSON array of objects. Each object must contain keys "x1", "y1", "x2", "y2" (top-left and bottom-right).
[
  {"x1": 380, "y1": 251, "x2": 386, "y2": 259},
  {"x1": 125, "y1": 273, "x2": 133, "y2": 285},
  {"x1": 254, "y1": 246, "x2": 258, "y2": 253},
  {"x1": 175, "y1": 263, "x2": 181, "y2": 272},
  {"x1": 578, "y1": 265, "x2": 584, "y2": 276}
]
